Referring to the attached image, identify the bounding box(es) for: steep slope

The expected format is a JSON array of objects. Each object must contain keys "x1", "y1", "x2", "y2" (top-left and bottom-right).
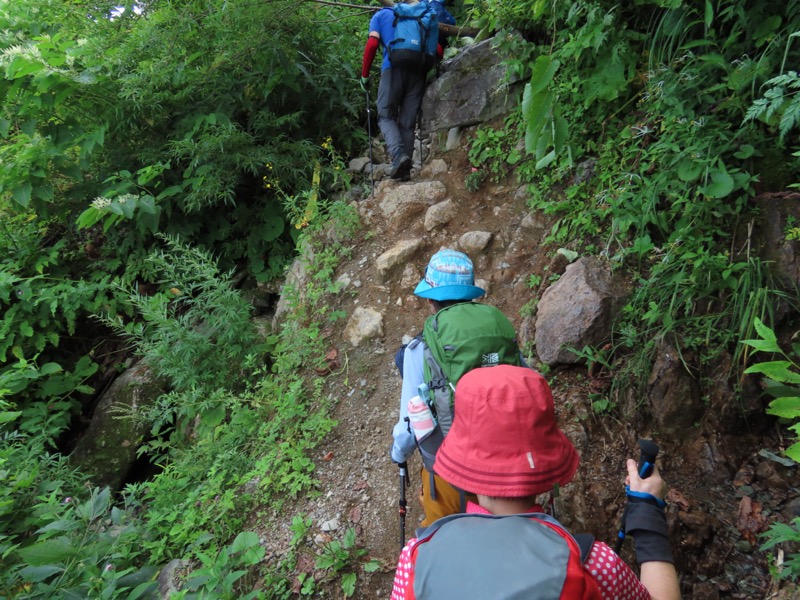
[{"x1": 255, "y1": 133, "x2": 799, "y2": 600}]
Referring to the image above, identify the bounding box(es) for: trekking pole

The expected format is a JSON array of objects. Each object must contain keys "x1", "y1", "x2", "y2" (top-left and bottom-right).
[
  {"x1": 415, "y1": 98, "x2": 423, "y2": 171},
  {"x1": 364, "y1": 87, "x2": 375, "y2": 198},
  {"x1": 548, "y1": 483, "x2": 560, "y2": 519},
  {"x1": 398, "y1": 461, "x2": 408, "y2": 549},
  {"x1": 415, "y1": 72, "x2": 430, "y2": 173},
  {"x1": 614, "y1": 439, "x2": 660, "y2": 554}
]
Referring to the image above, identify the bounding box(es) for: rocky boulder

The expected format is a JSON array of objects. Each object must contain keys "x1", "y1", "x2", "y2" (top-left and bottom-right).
[
  {"x1": 534, "y1": 256, "x2": 629, "y2": 365},
  {"x1": 421, "y1": 35, "x2": 525, "y2": 133},
  {"x1": 376, "y1": 239, "x2": 425, "y2": 283},
  {"x1": 70, "y1": 363, "x2": 165, "y2": 490},
  {"x1": 345, "y1": 307, "x2": 384, "y2": 347},
  {"x1": 379, "y1": 180, "x2": 447, "y2": 230},
  {"x1": 272, "y1": 246, "x2": 312, "y2": 329}
]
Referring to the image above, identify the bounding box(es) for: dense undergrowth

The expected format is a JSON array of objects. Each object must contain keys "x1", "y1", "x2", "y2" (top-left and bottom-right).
[
  {"x1": 1, "y1": 199, "x2": 360, "y2": 598},
  {"x1": 2, "y1": 0, "x2": 800, "y2": 596},
  {"x1": 468, "y1": 0, "x2": 800, "y2": 401}
]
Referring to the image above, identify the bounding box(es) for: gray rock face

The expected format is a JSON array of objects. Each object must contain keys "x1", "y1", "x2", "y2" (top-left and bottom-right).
[
  {"x1": 272, "y1": 246, "x2": 313, "y2": 329},
  {"x1": 157, "y1": 559, "x2": 191, "y2": 600},
  {"x1": 420, "y1": 158, "x2": 448, "y2": 178},
  {"x1": 348, "y1": 157, "x2": 370, "y2": 174},
  {"x1": 401, "y1": 263, "x2": 421, "y2": 289},
  {"x1": 534, "y1": 257, "x2": 629, "y2": 365},
  {"x1": 474, "y1": 277, "x2": 491, "y2": 296},
  {"x1": 446, "y1": 127, "x2": 462, "y2": 150},
  {"x1": 520, "y1": 211, "x2": 549, "y2": 233},
  {"x1": 70, "y1": 363, "x2": 165, "y2": 490},
  {"x1": 647, "y1": 341, "x2": 703, "y2": 436},
  {"x1": 421, "y1": 36, "x2": 524, "y2": 133}
]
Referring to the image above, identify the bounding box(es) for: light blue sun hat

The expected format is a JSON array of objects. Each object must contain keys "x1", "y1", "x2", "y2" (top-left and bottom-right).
[{"x1": 413, "y1": 249, "x2": 486, "y2": 301}]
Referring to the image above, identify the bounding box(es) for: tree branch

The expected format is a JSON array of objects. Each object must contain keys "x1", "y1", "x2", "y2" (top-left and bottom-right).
[
  {"x1": 309, "y1": 0, "x2": 380, "y2": 10},
  {"x1": 438, "y1": 22, "x2": 479, "y2": 38},
  {"x1": 301, "y1": 0, "x2": 481, "y2": 37}
]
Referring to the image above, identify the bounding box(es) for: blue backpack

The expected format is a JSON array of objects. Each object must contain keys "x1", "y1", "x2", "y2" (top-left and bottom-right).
[
  {"x1": 388, "y1": 1, "x2": 439, "y2": 71},
  {"x1": 430, "y1": 0, "x2": 455, "y2": 27}
]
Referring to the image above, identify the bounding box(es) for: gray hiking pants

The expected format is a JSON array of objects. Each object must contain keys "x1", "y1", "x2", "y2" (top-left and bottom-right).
[{"x1": 377, "y1": 67, "x2": 425, "y2": 163}]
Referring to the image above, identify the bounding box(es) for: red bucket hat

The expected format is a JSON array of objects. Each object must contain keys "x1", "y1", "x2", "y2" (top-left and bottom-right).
[{"x1": 433, "y1": 365, "x2": 579, "y2": 497}]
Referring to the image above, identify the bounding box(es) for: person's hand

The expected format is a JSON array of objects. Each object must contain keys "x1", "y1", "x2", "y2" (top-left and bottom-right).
[
  {"x1": 359, "y1": 76, "x2": 370, "y2": 94},
  {"x1": 625, "y1": 458, "x2": 667, "y2": 502},
  {"x1": 623, "y1": 458, "x2": 674, "y2": 568}
]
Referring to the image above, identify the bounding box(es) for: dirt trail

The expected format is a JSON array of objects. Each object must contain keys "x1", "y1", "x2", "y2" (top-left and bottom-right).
[{"x1": 258, "y1": 138, "x2": 800, "y2": 600}]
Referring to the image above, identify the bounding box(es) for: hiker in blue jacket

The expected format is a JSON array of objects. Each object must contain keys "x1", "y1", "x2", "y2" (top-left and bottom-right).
[
  {"x1": 360, "y1": 1, "x2": 444, "y2": 181},
  {"x1": 391, "y1": 249, "x2": 525, "y2": 527}
]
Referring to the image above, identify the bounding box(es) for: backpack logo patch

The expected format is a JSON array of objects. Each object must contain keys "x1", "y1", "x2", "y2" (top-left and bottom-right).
[{"x1": 481, "y1": 352, "x2": 500, "y2": 367}]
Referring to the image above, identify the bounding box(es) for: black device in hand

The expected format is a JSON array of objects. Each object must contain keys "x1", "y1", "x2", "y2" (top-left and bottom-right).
[
  {"x1": 614, "y1": 438, "x2": 660, "y2": 554},
  {"x1": 637, "y1": 438, "x2": 659, "y2": 478}
]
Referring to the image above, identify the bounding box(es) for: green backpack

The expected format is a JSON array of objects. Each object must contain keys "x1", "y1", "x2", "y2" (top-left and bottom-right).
[{"x1": 415, "y1": 302, "x2": 522, "y2": 475}]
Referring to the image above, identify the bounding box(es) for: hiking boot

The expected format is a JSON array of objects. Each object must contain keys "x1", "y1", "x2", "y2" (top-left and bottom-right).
[{"x1": 390, "y1": 154, "x2": 412, "y2": 180}]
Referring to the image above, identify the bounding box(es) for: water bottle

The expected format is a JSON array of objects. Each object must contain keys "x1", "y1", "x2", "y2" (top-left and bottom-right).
[
  {"x1": 407, "y1": 395, "x2": 436, "y2": 442},
  {"x1": 417, "y1": 381, "x2": 438, "y2": 423}
]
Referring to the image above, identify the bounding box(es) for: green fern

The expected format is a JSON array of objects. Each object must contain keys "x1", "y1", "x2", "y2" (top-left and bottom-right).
[{"x1": 744, "y1": 71, "x2": 800, "y2": 141}]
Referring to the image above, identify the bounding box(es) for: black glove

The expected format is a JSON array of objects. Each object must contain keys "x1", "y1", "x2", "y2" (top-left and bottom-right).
[{"x1": 624, "y1": 497, "x2": 674, "y2": 564}]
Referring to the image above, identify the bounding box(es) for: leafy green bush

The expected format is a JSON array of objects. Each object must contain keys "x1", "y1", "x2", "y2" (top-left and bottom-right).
[
  {"x1": 96, "y1": 0, "x2": 365, "y2": 280},
  {"x1": 741, "y1": 317, "x2": 800, "y2": 581},
  {"x1": 131, "y1": 203, "x2": 354, "y2": 591},
  {"x1": 109, "y1": 234, "x2": 266, "y2": 397},
  {"x1": 468, "y1": 117, "x2": 523, "y2": 182},
  {"x1": 315, "y1": 528, "x2": 381, "y2": 598},
  {"x1": 0, "y1": 384, "x2": 156, "y2": 598},
  {"x1": 0, "y1": 2, "x2": 112, "y2": 215},
  {"x1": 181, "y1": 532, "x2": 265, "y2": 599},
  {"x1": 0, "y1": 205, "x2": 135, "y2": 448},
  {"x1": 4, "y1": 487, "x2": 156, "y2": 599},
  {"x1": 495, "y1": 0, "x2": 800, "y2": 397},
  {"x1": 741, "y1": 317, "x2": 800, "y2": 462},
  {"x1": 466, "y1": 0, "x2": 550, "y2": 41},
  {"x1": 761, "y1": 518, "x2": 800, "y2": 582},
  {"x1": 745, "y1": 69, "x2": 800, "y2": 143},
  {"x1": 1, "y1": 0, "x2": 366, "y2": 285}
]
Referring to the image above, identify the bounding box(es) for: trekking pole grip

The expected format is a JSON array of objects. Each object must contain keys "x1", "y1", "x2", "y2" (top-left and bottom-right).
[{"x1": 637, "y1": 439, "x2": 659, "y2": 479}]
